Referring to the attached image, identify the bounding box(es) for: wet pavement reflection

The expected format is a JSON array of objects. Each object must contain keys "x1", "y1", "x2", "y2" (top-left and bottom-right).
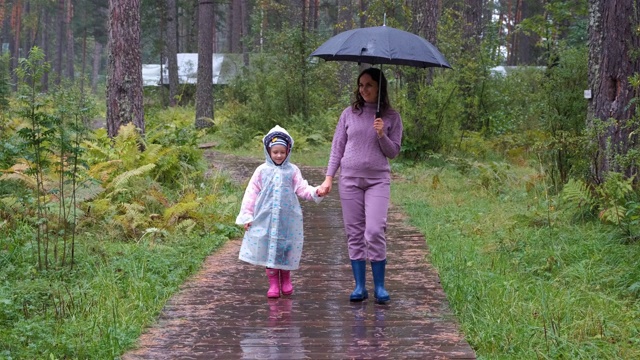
[
  {"x1": 123, "y1": 151, "x2": 476, "y2": 359},
  {"x1": 239, "y1": 298, "x2": 305, "y2": 359}
]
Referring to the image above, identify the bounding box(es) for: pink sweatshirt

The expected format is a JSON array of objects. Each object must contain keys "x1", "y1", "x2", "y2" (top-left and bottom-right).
[{"x1": 327, "y1": 102, "x2": 403, "y2": 179}]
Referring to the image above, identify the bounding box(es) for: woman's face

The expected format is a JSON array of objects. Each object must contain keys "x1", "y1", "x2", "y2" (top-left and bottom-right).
[
  {"x1": 358, "y1": 73, "x2": 378, "y2": 104},
  {"x1": 269, "y1": 144, "x2": 288, "y2": 165}
]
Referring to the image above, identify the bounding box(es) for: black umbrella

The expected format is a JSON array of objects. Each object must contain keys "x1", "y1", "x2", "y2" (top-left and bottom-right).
[{"x1": 310, "y1": 25, "x2": 452, "y2": 115}]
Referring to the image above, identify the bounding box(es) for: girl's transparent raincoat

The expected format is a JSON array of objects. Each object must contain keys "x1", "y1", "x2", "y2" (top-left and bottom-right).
[{"x1": 235, "y1": 126, "x2": 322, "y2": 270}]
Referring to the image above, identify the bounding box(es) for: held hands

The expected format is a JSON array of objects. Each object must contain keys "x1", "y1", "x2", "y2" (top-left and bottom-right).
[
  {"x1": 244, "y1": 223, "x2": 251, "y2": 231},
  {"x1": 317, "y1": 176, "x2": 333, "y2": 197},
  {"x1": 373, "y1": 117, "x2": 385, "y2": 138}
]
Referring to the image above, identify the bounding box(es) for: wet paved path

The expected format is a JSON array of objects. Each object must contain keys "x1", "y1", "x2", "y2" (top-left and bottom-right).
[{"x1": 123, "y1": 151, "x2": 476, "y2": 359}]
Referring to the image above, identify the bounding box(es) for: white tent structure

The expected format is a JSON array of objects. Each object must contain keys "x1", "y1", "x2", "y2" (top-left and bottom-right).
[
  {"x1": 142, "y1": 64, "x2": 163, "y2": 86},
  {"x1": 489, "y1": 65, "x2": 546, "y2": 76},
  {"x1": 142, "y1": 53, "x2": 242, "y2": 86}
]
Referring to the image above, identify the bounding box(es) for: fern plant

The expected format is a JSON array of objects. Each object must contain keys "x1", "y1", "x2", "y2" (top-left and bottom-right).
[
  {"x1": 561, "y1": 173, "x2": 640, "y2": 240},
  {"x1": 82, "y1": 119, "x2": 226, "y2": 240},
  {"x1": 596, "y1": 173, "x2": 633, "y2": 225},
  {"x1": 561, "y1": 178, "x2": 597, "y2": 219}
]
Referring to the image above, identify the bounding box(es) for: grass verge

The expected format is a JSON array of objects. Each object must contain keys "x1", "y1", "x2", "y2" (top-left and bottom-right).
[
  {"x1": 0, "y1": 179, "x2": 243, "y2": 359},
  {"x1": 391, "y1": 161, "x2": 640, "y2": 359},
  {"x1": 0, "y1": 104, "x2": 249, "y2": 358}
]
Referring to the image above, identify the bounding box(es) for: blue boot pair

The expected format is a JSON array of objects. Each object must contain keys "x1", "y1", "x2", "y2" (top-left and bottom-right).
[{"x1": 350, "y1": 259, "x2": 390, "y2": 304}]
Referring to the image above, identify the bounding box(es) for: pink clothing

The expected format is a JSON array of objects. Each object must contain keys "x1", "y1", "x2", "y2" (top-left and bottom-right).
[
  {"x1": 339, "y1": 176, "x2": 390, "y2": 261},
  {"x1": 326, "y1": 102, "x2": 403, "y2": 262},
  {"x1": 327, "y1": 102, "x2": 403, "y2": 179}
]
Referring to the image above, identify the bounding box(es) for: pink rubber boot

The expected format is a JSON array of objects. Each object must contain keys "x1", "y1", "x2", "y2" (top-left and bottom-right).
[
  {"x1": 280, "y1": 270, "x2": 293, "y2": 295},
  {"x1": 266, "y1": 268, "x2": 280, "y2": 298}
]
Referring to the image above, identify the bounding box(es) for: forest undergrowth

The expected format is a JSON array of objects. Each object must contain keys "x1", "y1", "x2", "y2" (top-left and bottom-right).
[{"x1": 0, "y1": 104, "x2": 245, "y2": 359}]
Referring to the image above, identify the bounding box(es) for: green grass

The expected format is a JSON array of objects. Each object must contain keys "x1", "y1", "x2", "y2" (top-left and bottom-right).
[
  {"x1": 0, "y1": 225, "x2": 241, "y2": 359},
  {"x1": 203, "y1": 131, "x2": 332, "y2": 168},
  {"x1": 391, "y1": 162, "x2": 640, "y2": 359}
]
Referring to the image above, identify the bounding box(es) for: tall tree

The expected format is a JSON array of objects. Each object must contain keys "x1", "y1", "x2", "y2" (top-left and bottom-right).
[
  {"x1": 464, "y1": 0, "x2": 482, "y2": 48},
  {"x1": 240, "y1": 0, "x2": 248, "y2": 65},
  {"x1": 587, "y1": 0, "x2": 640, "y2": 183},
  {"x1": 76, "y1": 0, "x2": 108, "y2": 94},
  {"x1": 65, "y1": 0, "x2": 74, "y2": 80},
  {"x1": 54, "y1": 0, "x2": 65, "y2": 84},
  {"x1": 40, "y1": 5, "x2": 50, "y2": 91},
  {"x1": 310, "y1": 0, "x2": 319, "y2": 29},
  {"x1": 409, "y1": 0, "x2": 440, "y2": 87},
  {"x1": 166, "y1": 0, "x2": 179, "y2": 106},
  {"x1": 336, "y1": 0, "x2": 353, "y2": 33},
  {"x1": 195, "y1": 0, "x2": 213, "y2": 129},
  {"x1": 10, "y1": 0, "x2": 22, "y2": 90},
  {"x1": 359, "y1": 0, "x2": 367, "y2": 27},
  {"x1": 91, "y1": 41, "x2": 103, "y2": 93},
  {"x1": 229, "y1": 0, "x2": 242, "y2": 52},
  {"x1": 336, "y1": 0, "x2": 354, "y2": 91},
  {"x1": 106, "y1": 0, "x2": 144, "y2": 138},
  {"x1": 0, "y1": 1, "x2": 5, "y2": 51},
  {"x1": 411, "y1": 0, "x2": 439, "y2": 49}
]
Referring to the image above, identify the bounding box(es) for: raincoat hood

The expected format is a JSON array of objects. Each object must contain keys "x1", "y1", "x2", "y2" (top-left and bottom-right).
[{"x1": 263, "y1": 125, "x2": 294, "y2": 166}]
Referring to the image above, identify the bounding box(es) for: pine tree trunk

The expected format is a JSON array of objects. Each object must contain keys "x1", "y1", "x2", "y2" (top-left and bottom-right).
[
  {"x1": 226, "y1": 2, "x2": 232, "y2": 52},
  {"x1": 409, "y1": 0, "x2": 439, "y2": 88},
  {"x1": 10, "y1": 0, "x2": 21, "y2": 90},
  {"x1": 359, "y1": 0, "x2": 367, "y2": 27},
  {"x1": 41, "y1": 6, "x2": 50, "y2": 91},
  {"x1": 91, "y1": 41, "x2": 102, "y2": 94},
  {"x1": 80, "y1": 28, "x2": 87, "y2": 93},
  {"x1": 336, "y1": 0, "x2": 353, "y2": 93},
  {"x1": 588, "y1": 0, "x2": 640, "y2": 183},
  {"x1": 464, "y1": 0, "x2": 482, "y2": 48},
  {"x1": 230, "y1": 0, "x2": 242, "y2": 53},
  {"x1": 311, "y1": 0, "x2": 319, "y2": 29},
  {"x1": 55, "y1": 0, "x2": 64, "y2": 84},
  {"x1": 166, "y1": 0, "x2": 179, "y2": 106},
  {"x1": 514, "y1": 0, "x2": 544, "y2": 65},
  {"x1": 65, "y1": 0, "x2": 74, "y2": 81},
  {"x1": 106, "y1": 0, "x2": 144, "y2": 139},
  {"x1": 241, "y1": 0, "x2": 249, "y2": 66},
  {"x1": 195, "y1": 0, "x2": 214, "y2": 129}
]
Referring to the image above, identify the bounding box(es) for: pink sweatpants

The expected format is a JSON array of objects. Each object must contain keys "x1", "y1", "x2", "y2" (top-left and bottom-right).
[{"x1": 338, "y1": 176, "x2": 390, "y2": 262}]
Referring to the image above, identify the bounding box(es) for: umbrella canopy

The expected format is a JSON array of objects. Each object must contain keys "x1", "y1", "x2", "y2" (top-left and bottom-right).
[{"x1": 310, "y1": 25, "x2": 452, "y2": 69}]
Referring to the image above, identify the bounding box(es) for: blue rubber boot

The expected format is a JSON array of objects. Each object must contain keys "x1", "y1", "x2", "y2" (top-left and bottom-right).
[
  {"x1": 371, "y1": 260, "x2": 390, "y2": 304},
  {"x1": 349, "y1": 260, "x2": 368, "y2": 302}
]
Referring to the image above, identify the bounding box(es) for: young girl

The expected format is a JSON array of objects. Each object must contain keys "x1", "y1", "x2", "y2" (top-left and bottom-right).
[{"x1": 236, "y1": 125, "x2": 322, "y2": 298}]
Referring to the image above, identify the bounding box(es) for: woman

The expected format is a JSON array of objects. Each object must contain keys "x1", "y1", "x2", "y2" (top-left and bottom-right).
[{"x1": 317, "y1": 67, "x2": 403, "y2": 304}]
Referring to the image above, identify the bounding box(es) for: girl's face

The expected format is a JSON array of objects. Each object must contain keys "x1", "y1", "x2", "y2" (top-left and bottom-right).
[
  {"x1": 358, "y1": 73, "x2": 379, "y2": 104},
  {"x1": 269, "y1": 144, "x2": 288, "y2": 165}
]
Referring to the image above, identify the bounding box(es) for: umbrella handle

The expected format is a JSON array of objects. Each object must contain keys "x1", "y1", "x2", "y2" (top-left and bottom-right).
[{"x1": 376, "y1": 65, "x2": 383, "y2": 119}]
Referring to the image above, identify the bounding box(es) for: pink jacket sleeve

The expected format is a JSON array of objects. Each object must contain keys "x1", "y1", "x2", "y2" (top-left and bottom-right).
[
  {"x1": 292, "y1": 166, "x2": 322, "y2": 203},
  {"x1": 235, "y1": 168, "x2": 262, "y2": 225}
]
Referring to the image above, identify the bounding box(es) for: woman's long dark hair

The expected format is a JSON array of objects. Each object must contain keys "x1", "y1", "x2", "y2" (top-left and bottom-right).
[{"x1": 352, "y1": 67, "x2": 390, "y2": 115}]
